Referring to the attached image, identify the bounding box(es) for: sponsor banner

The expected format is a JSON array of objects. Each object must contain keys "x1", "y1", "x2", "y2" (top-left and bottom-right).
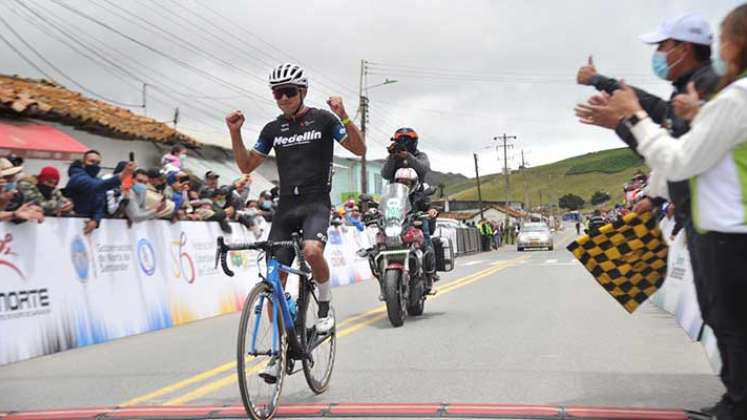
[
  {"x1": 648, "y1": 219, "x2": 703, "y2": 341},
  {"x1": 1, "y1": 218, "x2": 374, "y2": 365}
]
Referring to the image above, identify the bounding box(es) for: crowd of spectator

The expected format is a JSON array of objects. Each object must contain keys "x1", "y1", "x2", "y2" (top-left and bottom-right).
[{"x1": 0, "y1": 146, "x2": 279, "y2": 237}]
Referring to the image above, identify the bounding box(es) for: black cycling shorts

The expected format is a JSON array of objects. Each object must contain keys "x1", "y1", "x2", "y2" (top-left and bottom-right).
[{"x1": 268, "y1": 193, "x2": 331, "y2": 265}]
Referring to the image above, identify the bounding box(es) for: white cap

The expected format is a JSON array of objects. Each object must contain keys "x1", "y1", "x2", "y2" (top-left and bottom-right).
[{"x1": 639, "y1": 13, "x2": 713, "y2": 46}]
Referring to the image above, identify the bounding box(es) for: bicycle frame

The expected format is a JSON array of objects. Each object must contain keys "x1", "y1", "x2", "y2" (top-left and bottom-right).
[{"x1": 249, "y1": 258, "x2": 309, "y2": 358}]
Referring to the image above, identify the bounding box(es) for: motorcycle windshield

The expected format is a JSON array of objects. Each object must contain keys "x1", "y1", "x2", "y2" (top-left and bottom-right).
[{"x1": 379, "y1": 183, "x2": 411, "y2": 225}]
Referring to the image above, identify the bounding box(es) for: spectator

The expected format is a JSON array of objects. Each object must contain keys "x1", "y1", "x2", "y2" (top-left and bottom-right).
[
  {"x1": 65, "y1": 150, "x2": 135, "y2": 234},
  {"x1": 1, "y1": 163, "x2": 43, "y2": 223},
  {"x1": 208, "y1": 188, "x2": 232, "y2": 233},
  {"x1": 479, "y1": 219, "x2": 493, "y2": 251},
  {"x1": 198, "y1": 170, "x2": 220, "y2": 199},
  {"x1": 164, "y1": 170, "x2": 194, "y2": 220},
  {"x1": 493, "y1": 222, "x2": 502, "y2": 248},
  {"x1": 161, "y1": 145, "x2": 187, "y2": 174},
  {"x1": 257, "y1": 190, "x2": 275, "y2": 222},
  {"x1": 125, "y1": 169, "x2": 174, "y2": 222},
  {"x1": 346, "y1": 205, "x2": 365, "y2": 232},
  {"x1": 0, "y1": 157, "x2": 25, "y2": 214},
  {"x1": 606, "y1": 6, "x2": 747, "y2": 417},
  {"x1": 229, "y1": 174, "x2": 252, "y2": 213},
  {"x1": 104, "y1": 161, "x2": 129, "y2": 218},
  {"x1": 147, "y1": 168, "x2": 167, "y2": 193},
  {"x1": 17, "y1": 166, "x2": 73, "y2": 216}
]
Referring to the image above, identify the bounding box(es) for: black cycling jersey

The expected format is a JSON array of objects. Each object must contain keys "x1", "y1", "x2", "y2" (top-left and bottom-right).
[{"x1": 253, "y1": 108, "x2": 347, "y2": 196}]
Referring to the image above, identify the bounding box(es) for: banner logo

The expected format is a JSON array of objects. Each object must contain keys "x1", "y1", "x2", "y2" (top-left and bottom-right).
[
  {"x1": 170, "y1": 232, "x2": 195, "y2": 284},
  {"x1": 70, "y1": 235, "x2": 90, "y2": 282},
  {"x1": 137, "y1": 239, "x2": 157, "y2": 276},
  {"x1": 0, "y1": 233, "x2": 24, "y2": 281}
]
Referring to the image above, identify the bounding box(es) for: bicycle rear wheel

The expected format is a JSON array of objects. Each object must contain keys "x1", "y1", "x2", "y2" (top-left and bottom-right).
[
  {"x1": 237, "y1": 282, "x2": 287, "y2": 419},
  {"x1": 297, "y1": 279, "x2": 336, "y2": 394}
]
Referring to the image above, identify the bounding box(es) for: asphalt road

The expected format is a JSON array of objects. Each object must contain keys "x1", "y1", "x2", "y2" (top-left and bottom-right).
[{"x1": 0, "y1": 227, "x2": 723, "y2": 414}]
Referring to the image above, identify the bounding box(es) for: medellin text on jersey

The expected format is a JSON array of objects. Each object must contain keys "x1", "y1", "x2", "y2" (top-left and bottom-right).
[{"x1": 253, "y1": 108, "x2": 347, "y2": 195}]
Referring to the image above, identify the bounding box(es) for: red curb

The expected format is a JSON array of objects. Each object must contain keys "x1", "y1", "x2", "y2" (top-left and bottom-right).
[
  {"x1": 565, "y1": 406, "x2": 690, "y2": 419},
  {"x1": 0, "y1": 403, "x2": 694, "y2": 419}
]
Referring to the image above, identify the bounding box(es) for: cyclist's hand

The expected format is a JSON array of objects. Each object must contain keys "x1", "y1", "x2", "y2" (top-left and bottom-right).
[
  {"x1": 326, "y1": 96, "x2": 346, "y2": 118},
  {"x1": 427, "y1": 208, "x2": 438, "y2": 219},
  {"x1": 225, "y1": 111, "x2": 245, "y2": 131}
]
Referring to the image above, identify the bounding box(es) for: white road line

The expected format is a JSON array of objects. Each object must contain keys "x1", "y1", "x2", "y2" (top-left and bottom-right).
[
  {"x1": 545, "y1": 259, "x2": 558, "y2": 264},
  {"x1": 462, "y1": 260, "x2": 486, "y2": 266}
]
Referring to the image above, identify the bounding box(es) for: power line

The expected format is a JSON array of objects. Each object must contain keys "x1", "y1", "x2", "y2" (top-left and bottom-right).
[
  {"x1": 51, "y1": 0, "x2": 278, "y2": 111},
  {"x1": 0, "y1": 10, "x2": 143, "y2": 107}
]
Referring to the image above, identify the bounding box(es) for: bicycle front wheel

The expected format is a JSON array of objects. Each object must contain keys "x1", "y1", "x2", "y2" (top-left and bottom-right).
[
  {"x1": 297, "y1": 279, "x2": 336, "y2": 394},
  {"x1": 237, "y1": 282, "x2": 287, "y2": 419}
]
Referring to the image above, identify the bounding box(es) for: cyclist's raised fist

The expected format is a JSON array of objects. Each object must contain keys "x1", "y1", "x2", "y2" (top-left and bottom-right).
[
  {"x1": 226, "y1": 111, "x2": 245, "y2": 131},
  {"x1": 326, "y1": 96, "x2": 346, "y2": 118}
]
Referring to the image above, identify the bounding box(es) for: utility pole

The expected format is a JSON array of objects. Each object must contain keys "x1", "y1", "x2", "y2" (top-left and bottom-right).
[
  {"x1": 358, "y1": 59, "x2": 369, "y2": 194},
  {"x1": 520, "y1": 149, "x2": 529, "y2": 219},
  {"x1": 473, "y1": 153, "x2": 485, "y2": 219},
  {"x1": 494, "y1": 134, "x2": 516, "y2": 226}
]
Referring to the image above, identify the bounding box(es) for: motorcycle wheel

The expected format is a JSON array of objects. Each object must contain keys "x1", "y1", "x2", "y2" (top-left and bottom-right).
[
  {"x1": 384, "y1": 269, "x2": 406, "y2": 327},
  {"x1": 407, "y1": 277, "x2": 425, "y2": 316}
]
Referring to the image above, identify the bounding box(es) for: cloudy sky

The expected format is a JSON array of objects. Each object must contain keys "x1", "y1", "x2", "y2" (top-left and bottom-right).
[{"x1": 0, "y1": 0, "x2": 740, "y2": 176}]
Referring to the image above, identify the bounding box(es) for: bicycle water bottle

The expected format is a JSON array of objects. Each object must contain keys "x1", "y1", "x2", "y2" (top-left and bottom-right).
[{"x1": 285, "y1": 292, "x2": 297, "y2": 322}]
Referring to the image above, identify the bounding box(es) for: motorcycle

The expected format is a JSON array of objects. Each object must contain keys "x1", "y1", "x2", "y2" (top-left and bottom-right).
[{"x1": 358, "y1": 182, "x2": 435, "y2": 327}]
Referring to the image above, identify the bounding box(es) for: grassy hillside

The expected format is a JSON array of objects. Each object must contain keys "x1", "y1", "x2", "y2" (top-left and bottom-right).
[{"x1": 445, "y1": 147, "x2": 647, "y2": 208}]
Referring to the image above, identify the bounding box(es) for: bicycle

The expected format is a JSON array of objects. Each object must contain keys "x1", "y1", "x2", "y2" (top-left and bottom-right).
[{"x1": 215, "y1": 232, "x2": 336, "y2": 420}]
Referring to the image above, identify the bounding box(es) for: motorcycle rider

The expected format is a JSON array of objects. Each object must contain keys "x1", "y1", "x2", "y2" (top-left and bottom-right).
[
  {"x1": 382, "y1": 128, "x2": 431, "y2": 183},
  {"x1": 394, "y1": 167, "x2": 440, "y2": 294}
]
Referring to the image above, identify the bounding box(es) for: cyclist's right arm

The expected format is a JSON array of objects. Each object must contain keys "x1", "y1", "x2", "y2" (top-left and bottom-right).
[{"x1": 229, "y1": 125, "x2": 268, "y2": 174}]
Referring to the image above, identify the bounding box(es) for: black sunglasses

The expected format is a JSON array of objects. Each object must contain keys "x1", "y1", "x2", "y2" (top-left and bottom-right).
[
  {"x1": 272, "y1": 86, "x2": 300, "y2": 100},
  {"x1": 177, "y1": 176, "x2": 190, "y2": 183}
]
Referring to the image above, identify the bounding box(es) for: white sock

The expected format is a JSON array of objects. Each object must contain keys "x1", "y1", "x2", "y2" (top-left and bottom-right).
[{"x1": 317, "y1": 280, "x2": 332, "y2": 302}]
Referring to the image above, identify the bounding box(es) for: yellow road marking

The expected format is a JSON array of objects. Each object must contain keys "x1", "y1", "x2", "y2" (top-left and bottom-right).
[{"x1": 120, "y1": 256, "x2": 525, "y2": 406}]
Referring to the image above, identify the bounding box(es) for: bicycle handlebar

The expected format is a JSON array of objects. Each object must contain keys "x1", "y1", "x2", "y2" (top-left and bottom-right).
[{"x1": 215, "y1": 234, "x2": 304, "y2": 277}]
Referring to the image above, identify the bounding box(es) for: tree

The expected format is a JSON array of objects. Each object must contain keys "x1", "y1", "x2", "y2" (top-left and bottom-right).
[
  {"x1": 590, "y1": 191, "x2": 611, "y2": 206},
  {"x1": 559, "y1": 193, "x2": 585, "y2": 210}
]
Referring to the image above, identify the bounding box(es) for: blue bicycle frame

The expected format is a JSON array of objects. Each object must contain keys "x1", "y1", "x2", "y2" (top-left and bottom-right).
[{"x1": 250, "y1": 258, "x2": 309, "y2": 357}]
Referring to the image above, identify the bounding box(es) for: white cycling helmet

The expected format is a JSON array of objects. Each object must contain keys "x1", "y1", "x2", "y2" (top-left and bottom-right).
[
  {"x1": 394, "y1": 167, "x2": 419, "y2": 193},
  {"x1": 269, "y1": 63, "x2": 308, "y2": 88}
]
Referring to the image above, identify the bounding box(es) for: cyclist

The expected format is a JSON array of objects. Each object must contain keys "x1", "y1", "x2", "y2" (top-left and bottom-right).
[
  {"x1": 394, "y1": 167, "x2": 439, "y2": 294},
  {"x1": 382, "y1": 128, "x2": 431, "y2": 183},
  {"x1": 225, "y1": 63, "x2": 365, "y2": 382}
]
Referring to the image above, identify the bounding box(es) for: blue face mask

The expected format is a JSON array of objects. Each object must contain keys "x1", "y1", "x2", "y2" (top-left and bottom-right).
[
  {"x1": 4, "y1": 182, "x2": 16, "y2": 192},
  {"x1": 652, "y1": 51, "x2": 670, "y2": 79},
  {"x1": 132, "y1": 183, "x2": 147, "y2": 194}
]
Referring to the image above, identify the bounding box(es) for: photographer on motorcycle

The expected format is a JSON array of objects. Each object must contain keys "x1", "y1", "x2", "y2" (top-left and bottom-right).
[
  {"x1": 394, "y1": 167, "x2": 440, "y2": 294},
  {"x1": 382, "y1": 128, "x2": 431, "y2": 183}
]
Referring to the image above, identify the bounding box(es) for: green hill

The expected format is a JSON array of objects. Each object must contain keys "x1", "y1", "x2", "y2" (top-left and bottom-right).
[{"x1": 444, "y1": 147, "x2": 647, "y2": 208}]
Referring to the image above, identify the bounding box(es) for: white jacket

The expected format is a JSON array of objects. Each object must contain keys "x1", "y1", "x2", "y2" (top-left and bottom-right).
[{"x1": 631, "y1": 77, "x2": 747, "y2": 233}]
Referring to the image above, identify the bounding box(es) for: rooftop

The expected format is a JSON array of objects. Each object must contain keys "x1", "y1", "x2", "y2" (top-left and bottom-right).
[{"x1": 0, "y1": 74, "x2": 199, "y2": 146}]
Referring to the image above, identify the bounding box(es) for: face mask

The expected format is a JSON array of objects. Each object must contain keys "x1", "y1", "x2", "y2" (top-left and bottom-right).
[
  {"x1": 261, "y1": 201, "x2": 272, "y2": 210},
  {"x1": 180, "y1": 154, "x2": 187, "y2": 163},
  {"x1": 84, "y1": 164, "x2": 101, "y2": 177},
  {"x1": 4, "y1": 182, "x2": 16, "y2": 192},
  {"x1": 132, "y1": 183, "x2": 147, "y2": 194},
  {"x1": 38, "y1": 184, "x2": 54, "y2": 198},
  {"x1": 155, "y1": 183, "x2": 166, "y2": 192},
  {"x1": 652, "y1": 47, "x2": 684, "y2": 80},
  {"x1": 712, "y1": 55, "x2": 727, "y2": 77},
  {"x1": 216, "y1": 199, "x2": 226, "y2": 207}
]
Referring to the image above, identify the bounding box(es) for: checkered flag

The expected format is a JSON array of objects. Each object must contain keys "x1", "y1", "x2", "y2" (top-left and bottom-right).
[{"x1": 567, "y1": 212, "x2": 668, "y2": 313}]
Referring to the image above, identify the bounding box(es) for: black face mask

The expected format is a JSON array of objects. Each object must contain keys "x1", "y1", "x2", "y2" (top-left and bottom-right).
[
  {"x1": 84, "y1": 164, "x2": 101, "y2": 177},
  {"x1": 38, "y1": 184, "x2": 54, "y2": 199},
  {"x1": 155, "y1": 183, "x2": 166, "y2": 192}
]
